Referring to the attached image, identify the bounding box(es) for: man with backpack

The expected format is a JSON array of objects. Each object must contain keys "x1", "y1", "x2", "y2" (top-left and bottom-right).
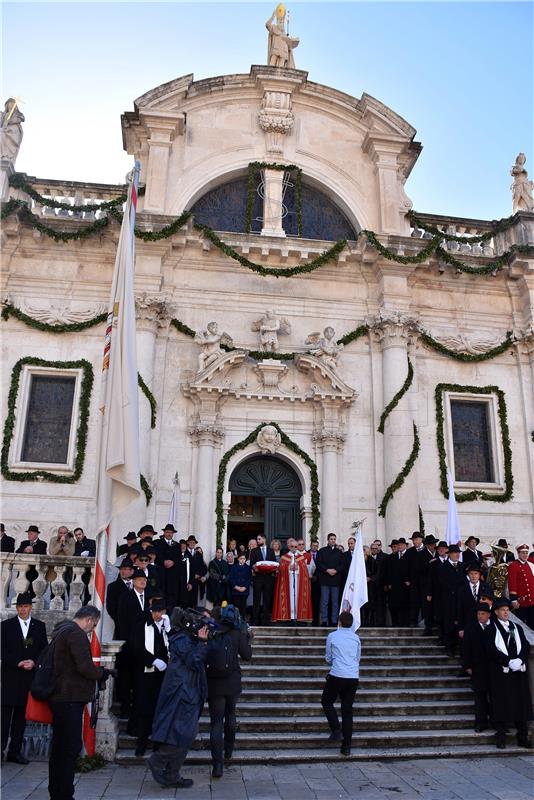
[{"x1": 205, "y1": 604, "x2": 253, "y2": 778}]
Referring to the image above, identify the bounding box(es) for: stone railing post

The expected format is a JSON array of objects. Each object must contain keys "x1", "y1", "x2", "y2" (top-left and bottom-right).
[{"x1": 95, "y1": 641, "x2": 123, "y2": 760}]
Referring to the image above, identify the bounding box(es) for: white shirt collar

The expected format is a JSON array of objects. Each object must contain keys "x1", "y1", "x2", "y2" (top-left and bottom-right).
[{"x1": 18, "y1": 616, "x2": 31, "y2": 636}]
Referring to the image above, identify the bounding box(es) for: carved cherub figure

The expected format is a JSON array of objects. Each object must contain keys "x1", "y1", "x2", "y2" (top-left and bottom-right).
[
  {"x1": 305, "y1": 326, "x2": 343, "y2": 368},
  {"x1": 256, "y1": 424, "x2": 281, "y2": 454},
  {"x1": 194, "y1": 321, "x2": 233, "y2": 372},
  {"x1": 252, "y1": 310, "x2": 291, "y2": 352}
]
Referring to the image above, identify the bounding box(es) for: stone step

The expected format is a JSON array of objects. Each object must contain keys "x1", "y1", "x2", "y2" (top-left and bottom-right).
[
  {"x1": 239, "y1": 687, "x2": 471, "y2": 703},
  {"x1": 241, "y1": 675, "x2": 467, "y2": 689},
  {"x1": 251, "y1": 627, "x2": 431, "y2": 637},
  {"x1": 252, "y1": 644, "x2": 444, "y2": 655},
  {"x1": 115, "y1": 741, "x2": 532, "y2": 766},
  {"x1": 241, "y1": 664, "x2": 462, "y2": 677}
]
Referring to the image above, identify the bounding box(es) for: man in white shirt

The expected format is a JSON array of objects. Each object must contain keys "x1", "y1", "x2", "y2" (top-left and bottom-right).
[{"x1": 321, "y1": 611, "x2": 361, "y2": 756}]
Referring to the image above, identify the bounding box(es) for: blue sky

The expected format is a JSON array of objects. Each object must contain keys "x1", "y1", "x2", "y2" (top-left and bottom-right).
[{"x1": 3, "y1": 1, "x2": 533, "y2": 220}]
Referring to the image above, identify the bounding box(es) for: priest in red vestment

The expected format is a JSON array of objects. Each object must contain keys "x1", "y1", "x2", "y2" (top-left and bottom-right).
[{"x1": 272, "y1": 538, "x2": 313, "y2": 623}]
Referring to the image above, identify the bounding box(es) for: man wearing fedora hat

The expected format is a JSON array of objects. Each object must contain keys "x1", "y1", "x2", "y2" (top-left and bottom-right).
[
  {"x1": 496, "y1": 539, "x2": 515, "y2": 564},
  {"x1": 154, "y1": 525, "x2": 180, "y2": 611},
  {"x1": 426, "y1": 540, "x2": 449, "y2": 644},
  {"x1": 16, "y1": 525, "x2": 47, "y2": 555},
  {"x1": 117, "y1": 531, "x2": 138, "y2": 558},
  {"x1": 1, "y1": 592, "x2": 47, "y2": 763},
  {"x1": 404, "y1": 532, "x2": 434, "y2": 629},
  {"x1": 462, "y1": 536, "x2": 483, "y2": 570},
  {"x1": 461, "y1": 602, "x2": 493, "y2": 732}
]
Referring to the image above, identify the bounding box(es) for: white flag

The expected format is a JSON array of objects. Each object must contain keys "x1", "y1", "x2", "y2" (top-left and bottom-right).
[
  {"x1": 340, "y1": 522, "x2": 368, "y2": 631},
  {"x1": 168, "y1": 472, "x2": 180, "y2": 536},
  {"x1": 445, "y1": 468, "x2": 460, "y2": 546},
  {"x1": 95, "y1": 162, "x2": 141, "y2": 559}
]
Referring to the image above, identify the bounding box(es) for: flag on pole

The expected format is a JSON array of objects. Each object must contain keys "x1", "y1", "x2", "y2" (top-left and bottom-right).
[
  {"x1": 445, "y1": 468, "x2": 460, "y2": 546},
  {"x1": 340, "y1": 520, "x2": 368, "y2": 631},
  {"x1": 168, "y1": 472, "x2": 180, "y2": 534},
  {"x1": 95, "y1": 161, "x2": 142, "y2": 552}
]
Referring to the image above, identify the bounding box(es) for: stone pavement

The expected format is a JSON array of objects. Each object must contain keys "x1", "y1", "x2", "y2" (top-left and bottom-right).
[{"x1": 2, "y1": 756, "x2": 533, "y2": 800}]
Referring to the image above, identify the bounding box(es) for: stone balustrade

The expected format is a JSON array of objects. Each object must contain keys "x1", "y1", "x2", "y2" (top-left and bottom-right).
[
  {"x1": 16, "y1": 176, "x2": 126, "y2": 221},
  {"x1": 0, "y1": 553, "x2": 95, "y2": 628}
]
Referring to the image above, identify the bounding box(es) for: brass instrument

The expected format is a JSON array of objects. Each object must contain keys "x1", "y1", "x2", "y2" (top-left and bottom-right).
[{"x1": 487, "y1": 543, "x2": 509, "y2": 598}]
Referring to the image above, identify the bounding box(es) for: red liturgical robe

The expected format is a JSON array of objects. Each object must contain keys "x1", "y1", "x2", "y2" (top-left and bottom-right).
[{"x1": 272, "y1": 552, "x2": 312, "y2": 622}]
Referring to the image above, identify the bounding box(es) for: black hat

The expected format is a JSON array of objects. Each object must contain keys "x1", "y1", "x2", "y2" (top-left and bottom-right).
[
  {"x1": 466, "y1": 563, "x2": 482, "y2": 573},
  {"x1": 187, "y1": 535, "x2": 198, "y2": 544},
  {"x1": 119, "y1": 558, "x2": 134, "y2": 569},
  {"x1": 389, "y1": 539, "x2": 399, "y2": 547},
  {"x1": 465, "y1": 536, "x2": 480, "y2": 546},
  {"x1": 410, "y1": 531, "x2": 423, "y2": 540},
  {"x1": 437, "y1": 540, "x2": 449, "y2": 549},
  {"x1": 149, "y1": 598, "x2": 167, "y2": 612},
  {"x1": 497, "y1": 539, "x2": 509, "y2": 548},
  {"x1": 25, "y1": 525, "x2": 40, "y2": 534},
  {"x1": 448, "y1": 544, "x2": 461, "y2": 553},
  {"x1": 15, "y1": 592, "x2": 33, "y2": 606},
  {"x1": 124, "y1": 531, "x2": 137, "y2": 541},
  {"x1": 139, "y1": 524, "x2": 155, "y2": 535},
  {"x1": 397, "y1": 537, "x2": 407, "y2": 545},
  {"x1": 163, "y1": 524, "x2": 177, "y2": 532},
  {"x1": 493, "y1": 597, "x2": 512, "y2": 610},
  {"x1": 476, "y1": 602, "x2": 491, "y2": 613},
  {"x1": 132, "y1": 568, "x2": 148, "y2": 579},
  {"x1": 424, "y1": 535, "x2": 438, "y2": 545}
]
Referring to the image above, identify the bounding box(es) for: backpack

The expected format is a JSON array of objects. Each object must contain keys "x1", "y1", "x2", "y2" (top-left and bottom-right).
[
  {"x1": 206, "y1": 631, "x2": 239, "y2": 678},
  {"x1": 30, "y1": 626, "x2": 69, "y2": 700}
]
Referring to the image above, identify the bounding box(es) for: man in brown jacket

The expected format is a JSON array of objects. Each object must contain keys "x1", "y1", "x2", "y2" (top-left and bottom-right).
[{"x1": 48, "y1": 606, "x2": 109, "y2": 800}]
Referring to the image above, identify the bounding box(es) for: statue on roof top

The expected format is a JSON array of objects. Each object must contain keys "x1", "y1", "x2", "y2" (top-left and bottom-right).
[
  {"x1": 266, "y1": 4, "x2": 299, "y2": 69},
  {"x1": 0, "y1": 98, "x2": 24, "y2": 163},
  {"x1": 510, "y1": 153, "x2": 534, "y2": 213}
]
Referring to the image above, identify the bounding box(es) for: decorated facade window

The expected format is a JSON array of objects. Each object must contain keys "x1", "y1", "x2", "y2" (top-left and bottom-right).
[
  {"x1": 450, "y1": 399, "x2": 494, "y2": 483},
  {"x1": 21, "y1": 374, "x2": 77, "y2": 465}
]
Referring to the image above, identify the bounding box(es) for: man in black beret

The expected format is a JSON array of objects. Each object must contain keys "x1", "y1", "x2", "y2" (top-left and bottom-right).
[
  {"x1": 1, "y1": 593, "x2": 48, "y2": 763},
  {"x1": 462, "y1": 602, "x2": 493, "y2": 732}
]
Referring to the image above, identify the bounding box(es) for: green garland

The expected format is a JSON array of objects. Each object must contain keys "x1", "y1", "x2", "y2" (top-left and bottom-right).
[
  {"x1": 9, "y1": 173, "x2": 126, "y2": 212},
  {"x1": 2, "y1": 199, "x2": 110, "y2": 242},
  {"x1": 420, "y1": 330, "x2": 515, "y2": 362},
  {"x1": 377, "y1": 356, "x2": 413, "y2": 434},
  {"x1": 378, "y1": 423, "x2": 420, "y2": 518},
  {"x1": 363, "y1": 230, "x2": 441, "y2": 264},
  {"x1": 137, "y1": 374, "x2": 156, "y2": 429},
  {"x1": 1, "y1": 302, "x2": 107, "y2": 333},
  {"x1": 435, "y1": 383, "x2": 513, "y2": 503},
  {"x1": 170, "y1": 318, "x2": 196, "y2": 338},
  {"x1": 140, "y1": 474, "x2": 152, "y2": 505},
  {"x1": 337, "y1": 324, "x2": 369, "y2": 347},
  {"x1": 245, "y1": 162, "x2": 303, "y2": 236},
  {"x1": 418, "y1": 505, "x2": 425, "y2": 535},
  {"x1": 408, "y1": 210, "x2": 516, "y2": 244},
  {"x1": 194, "y1": 223, "x2": 346, "y2": 278},
  {"x1": 215, "y1": 422, "x2": 320, "y2": 547},
  {"x1": 1, "y1": 357, "x2": 93, "y2": 483},
  {"x1": 109, "y1": 207, "x2": 192, "y2": 241}
]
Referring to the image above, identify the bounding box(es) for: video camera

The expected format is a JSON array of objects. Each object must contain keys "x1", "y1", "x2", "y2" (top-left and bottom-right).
[{"x1": 170, "y1": 606, "x2": 218, "y2": 639}]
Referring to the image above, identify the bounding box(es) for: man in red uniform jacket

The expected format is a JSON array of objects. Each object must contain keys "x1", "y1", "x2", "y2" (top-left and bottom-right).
[{"x1": 508, "y1": 544, "x2": 534, "y2": 629}]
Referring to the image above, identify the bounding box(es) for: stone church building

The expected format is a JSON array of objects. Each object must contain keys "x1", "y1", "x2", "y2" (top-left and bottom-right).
[{"x1": 2, "y1": 26, "x2": 534, "y2": 558}]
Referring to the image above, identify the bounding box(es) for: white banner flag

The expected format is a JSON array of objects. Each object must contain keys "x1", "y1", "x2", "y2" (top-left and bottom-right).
[
  {"x1": 340, "y1": 521, "x2": 368, "y2": 631},
  {"x1": 445, "y1": 468, "x2": 460, "y2": 546},
  {"x1": 95, "y1": 162, "x2": 141, "y2": 559},
  {"x1": 168, "y1": 472, "x2": 180, "y2": 536}
]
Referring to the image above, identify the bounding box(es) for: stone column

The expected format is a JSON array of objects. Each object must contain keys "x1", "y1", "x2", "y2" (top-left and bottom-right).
[
  {"x1": 261, "y1": 168, "x2": 286, "y2": 237},
  {"x1": 363, "y1": 133, "x2": 411, "y2": 235},
  {"x1": 315, "y1": 432, "x2": 345, "y2": 542},
  {"x1": 190, "y1": 422, "x2": 224, "y2": 556},
  {"x1": 370, "y1": 311, "x2": 419, "y2": 539},
  {"x1": 139, "y1": 111, "x2": 185, "y2": 214}
]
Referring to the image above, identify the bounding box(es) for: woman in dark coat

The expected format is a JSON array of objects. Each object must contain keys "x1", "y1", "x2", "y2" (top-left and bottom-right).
[
  {"x1": 229, "y1": 554, "x2": 252, "y2": 616},
  {"x1": 148, "y1": 620, "x2": 209, "y2": 788},
  {"x1": 207, "y1": 547, "x2": 230, "y2": 605},
  {"x1": 485, "y1": 597, "x2": 532, "y2": 749}
]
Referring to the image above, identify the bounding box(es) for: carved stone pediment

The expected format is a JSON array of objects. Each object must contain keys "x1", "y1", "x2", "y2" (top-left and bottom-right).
[{"x1": 182, "y1": 351, "x2": 357, "y2": 406}]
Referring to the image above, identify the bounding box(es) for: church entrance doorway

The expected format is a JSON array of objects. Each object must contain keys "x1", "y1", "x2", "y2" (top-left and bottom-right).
[{"x1": 227, "y1": 456, "x2": 302, "y2": 551}]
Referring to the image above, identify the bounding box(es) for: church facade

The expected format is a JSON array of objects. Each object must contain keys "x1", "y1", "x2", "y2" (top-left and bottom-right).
[{"x1": 2, "y1": 39, "x2": 534, "y2": 556}]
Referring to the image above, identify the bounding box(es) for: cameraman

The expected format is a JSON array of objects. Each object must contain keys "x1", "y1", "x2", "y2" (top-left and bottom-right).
[
  {"x1": 206, "y1": 605, "x2": 252, "y2": 778},
  {"x1": 148, "y1": 609, "x2": 211, "y2": 789},
  {"x1": 48, "y1": 606, "x2": 109, "y2": 800}
]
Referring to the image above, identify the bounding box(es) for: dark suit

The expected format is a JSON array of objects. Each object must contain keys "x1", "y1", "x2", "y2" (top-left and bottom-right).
[
  {"x1": 438, "y1": 560, "x2": 465, "y2": 653},
  {"x1": 457, "y1": 580, "x2": 492, "y2": 632},
  {"x1": 404, "y1": 546, "x2": 433, "y2": 627},
  {"x1": 383, "y1": 551, "x2": 410, "y2": 626},
  {"x1": 132, "y1": 616, "x2": 168, "y2": 750},
  {"x1": 116, "y1": 589, "x2": 151, "y2": 717},
  {"x1": 73, "y1": 537, "x2": 96, "y2": 557},
  {"x1": 153, "y1": 537, "x2": 180, "y2": 609},
  {"x1": 16, "y1": 539, "x2": 47, "y2": 554},
  {"x1": 0, "y1": 534, "x2": 15, "y2": 552},
  {"x1": 316, "y1": 546, "x2": 344, "y2": 625},
  {"x1": 1, "y1": 615, "x2": 48, "y2": 756},
  {"x1": 105, "y1": 577, "x2": 132, "y2": 638},
  {"x1": 462, "y1": 619, "x2": 492, "y2": 729},
  {"x1": 426, "y1": 557, "x2": 448, "y2": 642},
  {"x1": 462, "y1": 548, "x2": 483, "y2": 570},
  {"x1": 177, "y1": 551, "x2": 204, "y2": 607},
  {"x1": 249, "y1": 546, "x2": 276, "y2": 625}
]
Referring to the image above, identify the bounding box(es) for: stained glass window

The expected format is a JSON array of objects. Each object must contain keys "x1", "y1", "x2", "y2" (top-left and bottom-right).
[
  {"x1": 21, "y1": 375, "x2": 76, "y2": 464},
  {"x1": 450, "y1": 400, "x2": 494, "y2": 483}
]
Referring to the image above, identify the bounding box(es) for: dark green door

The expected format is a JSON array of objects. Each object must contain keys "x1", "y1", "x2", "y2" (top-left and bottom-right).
[{"x1": 265, "y1": 498, "x2": 300, "y2": 546}]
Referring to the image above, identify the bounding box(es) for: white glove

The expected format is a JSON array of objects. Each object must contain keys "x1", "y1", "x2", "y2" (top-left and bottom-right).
[
  {"x1": 153, "y1": 658, "x2": 167, "y2": 672},
  {"x1": 80, "y1": 550, "x2": 90, "y2": 557},
  {"x1": 509, "y1": 658, "x2": 523, "y2": 672},
  {"x1": 161, "y1": 614, "x2": 171, "y2": 632}
]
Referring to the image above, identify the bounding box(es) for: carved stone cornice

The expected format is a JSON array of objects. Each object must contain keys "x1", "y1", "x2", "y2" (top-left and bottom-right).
[
  {"x1": 8, "y1": 298, "x2": 106, "y2": 325},
  {"x1": 313, "y1": 429, "x2": 346, "y2": 453},
  {"x1": 367, "y1": 310, "x2": 420, "y2": 348},
  {"x1": 135, "y1": 293, "x2": 174, "y2": 333},
  {"x1": 188, "y1": 421, "x2": 225, "y2": 447}
]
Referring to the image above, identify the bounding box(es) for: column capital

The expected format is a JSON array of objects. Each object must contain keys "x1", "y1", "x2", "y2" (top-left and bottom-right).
[
  {"x1": 135, "y1": 293, "x2": 174, "y2": 333},
  {"x1": 189, "y1": 420, "x2": 225, "y2": 447},
  {"x1": 313, "y1": 429, "x2": 346, "y2": 453},
  {"x1": 367, "y1": 309, "x2": 420, "y2": 349}
]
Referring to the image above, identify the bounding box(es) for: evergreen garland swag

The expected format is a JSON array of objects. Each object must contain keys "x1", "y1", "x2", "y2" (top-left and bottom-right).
[
  {"x1": 377, "y1": 357, "x2": 413, "y2": 434},
  {"x1": 137, "y1": 374, "x2": 157, "y2": 429},
  {"x1": 1, "y1": 357, "x2": 94, "y2": 484},
  {"x1": 378, "y1": 423, "x2": 420, "y2": 518},
  {"x1": 418, "y1": 505, "x2": 425, "y2": 535},
  {"x1": 215, "y1": 422, "x2": 320, "y2": 548},
  {"x1": 1, "y1": 302, "x2": 107, "y2": 334},
  {"x1": 408, "y1": 210, "x2": 516, "y2": 244},
  {"x1": 140, "y1": 474, "x2": 152, "y2": 506},
  {"x1": 9, "y1": 173, "x2": 127, "y2": 212},
  {"x1": 435, "y1": 383, "x2": 513, "y2": 504}
]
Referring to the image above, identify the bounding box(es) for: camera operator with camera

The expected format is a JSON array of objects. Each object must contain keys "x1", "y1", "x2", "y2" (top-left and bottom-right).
[
  {"x1": 206, "y1": 604, "x2": 253, "y2": 778},
  {"x1": 46, "y1": 605, "x2": 112, "y2": 800},
  {"x1": 147, "y1": 607, "x2": 214, "y2": 789}
]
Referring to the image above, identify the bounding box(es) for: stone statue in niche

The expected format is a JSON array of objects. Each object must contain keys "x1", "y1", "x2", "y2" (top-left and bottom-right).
[
  {"x1": 305, "y1": 326, "x2": 343, "y2": 368},
  {"x1": 511, "y1": 153, "x2": 534, "y2": 213},
  {"x1": 266, "y1": 4, "x2": 299, "y2": 69},
  {"x1": 252, "y1": 309, "x2": 291, "y2": 352},
  {"x1": 256, "y1": 424, "x2": 282, "y2": 455},
  {"x1": 194, "y1": 321, "x2": 233, "y2": 372},
  {"x1": 0, "y1": 99, "x2": 24, "y2": 162}
]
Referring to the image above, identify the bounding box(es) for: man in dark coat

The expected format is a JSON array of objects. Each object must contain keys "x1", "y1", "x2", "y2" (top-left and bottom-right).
[
  {"x1": 462, "y1": 536, "x2": 483, "y2": 570},
  {"x1": 404, "y1": 531, "x2": 433, "y2": 628},
  {"x1": 1, "y1": 593, "x2": 47, "y2": 763},
  {"x1": 105, "y1": 558, "x2": 134, "y2": 638},
  {"x1": 315, "y1": 533, "x2": 344, "y2": 626},
  {"x1": 485, "y1": 597, "x2": 532, "y2": 749},
  {"x1": 426, "y1": 541, "x2": 449, "y2": 644},
  {"x1": 16, "y1": 524, "x2": 47, "y2": 555},
  {"x1": 153, "y1": 525, "x2": 180, "y2": 610},
  {"x1": 136, "y1": 551, "x2": 164, "y2": 595},
  {"x1": 131, "y1": 598, "x2": 169, "y2": 756},
  {"x1": 496, "y1": 539, "x2": 515, "y2": 563},
  {"x1": 117, "y1": 531, "x2": 138, "y2": 558},
  {"x1": 462, "y1": 602, "x2": 493, "y2": 732},
  {"x1": 176, "y1": 541, "x2": 196, "y2": 608},
  {"x1": 117, "y1": 569, "x2": 152, "y2": 720},
  {"x1": 436, "y1": 544, "x2": 465, "y2": 656},
  {"x1": 249, "y1": 534, "x2": 277, "y2": 625},
  {"x1": 383, "y1": 538, "x2": 410, "y2": 627},
  {"x1": 73, "y1": 527, "x2": 96, "y2": 557},
  {"x1": 206, "y1": 605, "x2": 253, "y2": 777},
  {"x1": 365, "y1": 542, "x2": 386, "y2": 626},
  {"x1": 457, "y1": 564, "x2": 492, "y2": 635},
  {"x1": 148, "y1": 613, "x2": 210, "y2": 789},
  {"x1": 0, "y1": 523, "x2": 15, "y2": 552}
]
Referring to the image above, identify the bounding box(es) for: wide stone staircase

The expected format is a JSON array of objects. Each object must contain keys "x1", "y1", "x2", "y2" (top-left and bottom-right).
[{"x1": 116, "y1": 626, "x2": 528, "y2": 763}]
